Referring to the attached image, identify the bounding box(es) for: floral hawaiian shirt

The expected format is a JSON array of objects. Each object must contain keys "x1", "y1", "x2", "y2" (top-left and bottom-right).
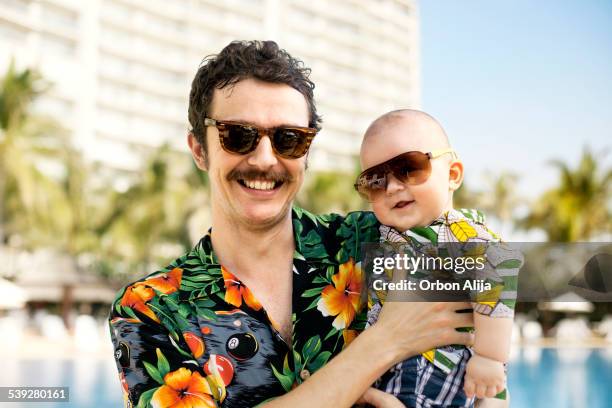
[{"x1": 109, "y1": 207, "x2": 379, "y2": 407}]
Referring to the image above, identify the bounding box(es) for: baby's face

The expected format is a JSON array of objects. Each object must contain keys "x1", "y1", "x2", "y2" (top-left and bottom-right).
[{"x1": 360, "y1": 123, "x2": 454, "y2": 231}]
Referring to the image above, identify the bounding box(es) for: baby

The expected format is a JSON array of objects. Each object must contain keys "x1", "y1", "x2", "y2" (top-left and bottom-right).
[{"x1": 356, "y1": 109, "x2": 521, "y2": 408}]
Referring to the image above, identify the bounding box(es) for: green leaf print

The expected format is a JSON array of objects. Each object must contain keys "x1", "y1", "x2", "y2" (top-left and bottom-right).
[
  {"x1": 303, "y1": 296, "x2": 320, "y2": 312},
  {"x1": 182, "y1": 273, "x2": 217, "y2": 283},
  {"x1": 301, "y1": 287, "x2": 326, "y2": 298},
  {"x1": 177, "y1": 303, "x2": 191, "y2": 318},
  {"x1": 293, "y1": 206, "x2": 305, "y2": 219},
  {"x1": 136, "y1": 388, "x2": 157, "y2": 408},
  {"x1": 326, "y1": 265, "x2": 335, "y2": 282},
  {"x1": 197, "y1": 307, "x2": 218, "y2": 321},
  {"x1": 143, "y1": 361, "x2": 164, "y2": 385},
  {"x1": 156, "y1": 348, "x2": 170, "y2": 378},
  {"x1": 409, "y1": 227, "x2": 438, "y2": 245},
  {"x1": 301, "y1": 335, "x2": 322, "y2": 360},
  {"x1": 292, "y1": 349, "x2": 302, "y2": 368},
  {"x1": 307, "y1": 351, "x2": 332, "y2": 372},
  {"x1": 496, "y1": 259, "x2": 523, "y2": 269},
  {"x1": 273, "y1": 368, "x2": 294, "y2": 392},
  {"x1": 271, "y1": 362, "x2": 295, "y2": 392},
  {"x1": 122, "y1": 306, "x2": 139, "y2": 320},
  {"x1": 323, "y1": 327, "x2": 339, "y2": 341},
  {"x1": 312, "y1": 275, "x2": 329, "y2": 284},
  {"x1": 293, "y1": 218, "x2": 304, "y2": 238}
]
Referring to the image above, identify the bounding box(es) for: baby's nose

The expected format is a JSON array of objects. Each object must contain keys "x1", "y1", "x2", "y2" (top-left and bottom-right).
[{"x1": 386, "y1": 174, "x2": 406, "y2": 195}]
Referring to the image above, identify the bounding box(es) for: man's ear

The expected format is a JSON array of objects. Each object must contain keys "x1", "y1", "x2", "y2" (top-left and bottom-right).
[
  {"x1": 187, "y1": 132, "x2": 208, "y2": 171},
  {"x1": 449, "y1": 159, "x2": 464, "y2": 191}
]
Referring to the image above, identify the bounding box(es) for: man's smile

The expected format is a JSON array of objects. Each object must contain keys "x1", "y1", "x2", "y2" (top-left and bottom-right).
[{"x1": 237, "y1": 178, "x2": 283, "y2": 191}]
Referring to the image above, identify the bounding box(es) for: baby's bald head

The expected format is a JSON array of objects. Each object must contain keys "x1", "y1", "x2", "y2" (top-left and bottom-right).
[
  {"x1": 361, "y1": 110, "x2": 450, "y2": 168},
  {"x1": 359, "y1": 109, "x2": 464, "y2": 231}
]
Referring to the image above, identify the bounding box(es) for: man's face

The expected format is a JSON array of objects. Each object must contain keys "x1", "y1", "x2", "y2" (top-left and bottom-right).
[{"x1": 190, "y1": 78, "x2": 310, "y2": 229}]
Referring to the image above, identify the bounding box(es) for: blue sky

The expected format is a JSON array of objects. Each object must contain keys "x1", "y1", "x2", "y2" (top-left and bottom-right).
[{"x1": 419, "y1": 0, "x2": 612, "y2": 198}]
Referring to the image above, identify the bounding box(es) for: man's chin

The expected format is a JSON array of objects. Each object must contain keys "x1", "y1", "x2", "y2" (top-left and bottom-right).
[{"x1": 239, "y1": 202, "x2": 292, "y2": 229}]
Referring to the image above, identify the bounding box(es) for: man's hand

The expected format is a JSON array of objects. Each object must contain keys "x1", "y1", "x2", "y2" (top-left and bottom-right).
[
  {"x1": 372, "y1": 301, "x2": 475, "y2": 365},
  {"x1": 263, "y1": 300, "x2": 475, "y2": 408},
  {"x1": 464, "y1": 354, "x2": 506, "y2": 399},
  {"x1": 355, "y1": 387, "x2": 405, "y2": 407}
]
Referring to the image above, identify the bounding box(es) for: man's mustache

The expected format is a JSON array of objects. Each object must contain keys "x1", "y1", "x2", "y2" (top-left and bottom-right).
[{"x1": 227, "y1": 168, "x2": 293, "y2": 183}]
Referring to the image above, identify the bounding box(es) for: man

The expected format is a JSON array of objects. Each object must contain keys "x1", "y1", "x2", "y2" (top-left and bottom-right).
[{"x1": 109, "y1": 41, "x2": 473, "y2": 408}]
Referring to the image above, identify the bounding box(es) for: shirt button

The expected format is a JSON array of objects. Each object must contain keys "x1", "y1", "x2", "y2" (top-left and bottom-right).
[{"x1": 300, "y1": 369, "x2": 310, "y2": 380}]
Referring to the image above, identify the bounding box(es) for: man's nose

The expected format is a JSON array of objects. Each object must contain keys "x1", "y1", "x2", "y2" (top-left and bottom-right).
[
  {"x1": 247, "y1": 136, "x2": 278, "y2": 169},
  {"x1": 386, "y1": 173, "x2": 406, "y2": 195}
]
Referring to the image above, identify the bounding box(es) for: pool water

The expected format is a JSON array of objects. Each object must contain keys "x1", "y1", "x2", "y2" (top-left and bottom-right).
[
  {"x1": 2, "y1": 347, "x2": 612, "y2": 407},
  {"x1": 507, "y1": 347, "x2": 612, "y2": 408}
]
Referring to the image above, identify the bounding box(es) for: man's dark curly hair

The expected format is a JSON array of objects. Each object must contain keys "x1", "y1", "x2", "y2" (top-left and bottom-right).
[{"x1": 188, "y1": 40, "x2": 321, "y2": 153}]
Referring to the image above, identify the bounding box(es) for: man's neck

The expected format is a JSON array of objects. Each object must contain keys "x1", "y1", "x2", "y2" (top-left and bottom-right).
[{"x1": 209, "y1": 206, "x2": 295, "y2": 281}]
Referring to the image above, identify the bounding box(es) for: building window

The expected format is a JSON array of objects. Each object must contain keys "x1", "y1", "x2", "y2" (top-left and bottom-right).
[
  {"x1": 41, "y1": 3, "x2": 78, "y2": 32},
  {"x1": 1, "y1": 0, "x2": 31, "y2": 14},
  {"x1": 0, "y1": 21, "x2": 28, "y2": 45},
  {"x1": 39, "y1": 34, "x2": 76, "y2": 57}
]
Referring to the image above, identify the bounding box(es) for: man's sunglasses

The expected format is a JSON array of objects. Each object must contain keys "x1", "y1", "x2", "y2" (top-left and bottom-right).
[
  {"x1": 204, "y1": 118, "x2": 318, "y2": 159},
  {"x1": 354, "y1": 149, "x2": 457, "y2": 201}
]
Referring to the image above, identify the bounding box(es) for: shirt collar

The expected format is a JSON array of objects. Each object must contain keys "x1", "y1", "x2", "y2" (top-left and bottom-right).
[{"x1": 195, "y1": 205, "x2": 336, "y2": 269}]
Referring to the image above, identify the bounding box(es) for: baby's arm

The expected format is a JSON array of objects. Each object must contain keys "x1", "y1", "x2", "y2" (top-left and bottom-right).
[
  {"x1": 473, "y1": 313, "x2": 513, "y2": 362},
  {"x1": 465, "y1": 244, "x2": 522, "y2": 399},
  {"x1": 455, "y1": 217, "x2": 522, "y2": 400},
  {"x1": 464, "y1": 315, "x2": 513, "y2": 398}
]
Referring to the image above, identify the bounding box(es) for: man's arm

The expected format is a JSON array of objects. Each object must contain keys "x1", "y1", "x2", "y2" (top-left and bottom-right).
[{"x1": 263, "y1": 301, "x2": 474, "y2": 407}]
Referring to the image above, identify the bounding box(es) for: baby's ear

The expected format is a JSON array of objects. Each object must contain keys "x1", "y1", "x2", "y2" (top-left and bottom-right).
[{"x1": 448, "y1": 159, "x2": 464, "y2": 191}]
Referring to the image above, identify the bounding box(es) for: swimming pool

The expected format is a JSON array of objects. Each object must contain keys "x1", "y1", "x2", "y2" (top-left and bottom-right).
[
  {"x1": 507, "y1": 347, "x2": 612, "y2": 408},
  {"x1": 3, "y1": 347, "x2": 612, "y2": 407}
]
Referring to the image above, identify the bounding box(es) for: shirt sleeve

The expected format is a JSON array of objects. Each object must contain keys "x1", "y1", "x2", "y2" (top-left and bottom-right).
[
  {"x1": 471, "y1": 241, "x2": 523, "y2": 318},
  {"x1": 458, "y1": 221, "x2": 523, "y2": 318},
  {"x1": 109, "y1": 283, "x2": 224, "y2": 408}
]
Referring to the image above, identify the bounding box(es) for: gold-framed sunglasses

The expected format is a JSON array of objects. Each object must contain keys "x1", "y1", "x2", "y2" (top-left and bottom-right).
[{"x1": 354, "y1": 149, "x2": 457, "y2": 201}]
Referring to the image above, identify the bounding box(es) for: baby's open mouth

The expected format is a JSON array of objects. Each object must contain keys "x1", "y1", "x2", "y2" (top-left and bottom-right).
[
  {"x1": 394, "y1": 200, "x2": 414, "y2": 209},
  {"x1": 238, "y1": 179, "x2": 283, "y2": 191}
]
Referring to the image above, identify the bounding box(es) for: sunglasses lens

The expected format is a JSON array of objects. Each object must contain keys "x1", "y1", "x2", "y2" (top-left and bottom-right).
[
  {"x1": 356, "y1": 171, "x2": 387, "y2": 201},
  {"x1": 273, "y1": 129, "x2": 310, "y2": 158},
  {"x1": 355, "y1": 152, "x2": 433, "y2": 201},
  {"x1": 392, "y1": 152, "x2": 431, "y2": 184},
  {"x1": 221, "y1": 124, "x2": 259, "y2": 154}
]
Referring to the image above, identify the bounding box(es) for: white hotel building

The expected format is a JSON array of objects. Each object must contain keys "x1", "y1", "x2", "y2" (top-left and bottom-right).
[{"x1": 0, "y1": 0, "x2": 420, "y2": 173}]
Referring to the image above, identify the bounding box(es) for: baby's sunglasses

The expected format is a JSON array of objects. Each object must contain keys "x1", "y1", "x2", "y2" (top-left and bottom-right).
[
  {"x1": 354, "y1": 149, "x2": 457, "y2": 201},
  {"x1": 204, "y1": 118, "x2": 318, "y2": 159}
]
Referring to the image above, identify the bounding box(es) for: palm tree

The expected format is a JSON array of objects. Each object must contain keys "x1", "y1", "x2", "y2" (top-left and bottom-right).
[
  {"x1": 453, "y1": 181, "x2": 482, "y2": 210},
  {"x1": 0, "y1": 60, "x2": 70, "y2": 247},
  {"x1": 521, "y1": 148, "x2": 611, "y2": 242},
  {"x1": 477, "y1": 172, "x2": 521, "y2": 232},
  {"x1": 297, "y1": 163, "x2": 369, "y2": 215},
  {"x1": 95, "y1": 145, "x2": 204, "y2": 281}
]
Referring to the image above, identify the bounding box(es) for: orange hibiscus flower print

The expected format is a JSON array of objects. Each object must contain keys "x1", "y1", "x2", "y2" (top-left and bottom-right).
[
  {"x1": 222, "y1": 267, "x2": 262, "y2": 311},
  {"x1": 120, "y1": 284, "x2": 160, "y2": 323},
  {"x1": 143, "y1": 267, "x2": 183, "y2": 294},
  {"x1": 317, "y1": 258, "x2": 363, "y2": 329},
  {"x1": 151, "y1": 367, "x2": 216, "y2": 408}
]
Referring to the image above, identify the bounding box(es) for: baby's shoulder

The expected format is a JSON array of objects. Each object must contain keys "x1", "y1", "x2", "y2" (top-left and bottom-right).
[{"x1": 438, "y1": 208, "x2": 500, "y2": 243}]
